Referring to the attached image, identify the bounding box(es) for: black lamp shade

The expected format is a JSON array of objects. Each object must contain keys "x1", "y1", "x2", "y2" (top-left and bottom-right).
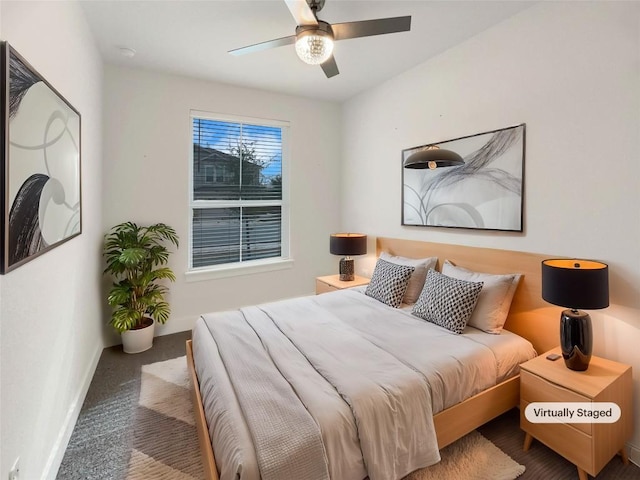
[
  {"x1": 541, "y1": 259, "x2": 609, "y2": 310},
  {"x1": 329, "y1": 233, "x2": 367, "y2": 256},
  {"x1": 403, "y1": 146, "x2": 464, "y2": 169},
  {"x1": 330, "y1": 233, "x2": 366, "y2": 281},
  {"x1": 541, "y1": 259, "x2": 609, "y2": 371}
]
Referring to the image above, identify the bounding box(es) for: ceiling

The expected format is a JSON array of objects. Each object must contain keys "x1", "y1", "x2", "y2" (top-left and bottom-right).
[{"x1": 81, "y1": 1, "x2": 534, "y2": 103}]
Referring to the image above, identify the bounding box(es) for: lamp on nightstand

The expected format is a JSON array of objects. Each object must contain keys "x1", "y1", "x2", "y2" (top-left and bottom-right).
[
  {"x1": 541, "y1": 259, "x2": 609, "y2": 371},
  {"x1": 330, "y1": 233, "x2": 367, "y2": 281}
]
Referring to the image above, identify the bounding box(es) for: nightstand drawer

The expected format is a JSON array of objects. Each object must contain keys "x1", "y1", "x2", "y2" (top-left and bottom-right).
[
  {"x1": 315, "y1": 275, "x2": 369, "y2": 295},
  {"x1": 521, "y1": 370, "x2": 591, "y2": 435},
  {"x1": 520, "y1": 350, "x2": 633, "y2": 479},
  {"x1": 521, "y1": 400, "x2": 593, "y2": 471},
  {"x1": 315, "y1": 280, "x2": 338, "y2": 294},
  {"x1": 521, "y1": 370, "x2": 590, "y2": 403}
]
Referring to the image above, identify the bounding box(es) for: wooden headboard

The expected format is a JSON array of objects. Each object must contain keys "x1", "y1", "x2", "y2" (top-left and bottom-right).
[{"x1": 376, "y1": 237, "x2": 558, "y2": 355}]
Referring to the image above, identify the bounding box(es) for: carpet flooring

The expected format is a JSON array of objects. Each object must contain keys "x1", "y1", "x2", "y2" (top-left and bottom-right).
[
  {"x1": 57, "y1": 331, "x2": 640, "y2": 480},
  {"x1": 57, "y1": 332, "x2": 191, "y2": 480},
  {"x1": 126, "y1": 356, "x2": 524, "y2": 480}
]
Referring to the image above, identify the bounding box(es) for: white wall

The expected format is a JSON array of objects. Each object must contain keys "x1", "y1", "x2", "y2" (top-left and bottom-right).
[
  {"x1": 342, "y1": 1, "x2": 640, "y2": 456},
  {"x1": 2, "y1": 1, "x2": 636, "y2": 477},
  {"x1": 102, "y1": 66, "x2": 342, "y2": 344},
  {"x1": 0, "y1": 2, "x2": 104, "y2": 479}
]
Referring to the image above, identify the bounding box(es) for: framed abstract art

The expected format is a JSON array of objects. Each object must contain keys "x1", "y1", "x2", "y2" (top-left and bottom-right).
[
  {"x1": 1, "y1": 42, "x2": 81, "y2": 273},
  {"x1": 402, "y1": 124, "x2": 525, "y2": 232}
]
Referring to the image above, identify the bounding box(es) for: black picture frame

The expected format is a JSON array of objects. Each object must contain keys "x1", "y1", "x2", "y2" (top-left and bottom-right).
[
  {"x1": 402, "y1": 124, "x2": 525, "y2": 232},
  {"x1": 1, "y1": 42, "x2": 82, "y2": 274}
]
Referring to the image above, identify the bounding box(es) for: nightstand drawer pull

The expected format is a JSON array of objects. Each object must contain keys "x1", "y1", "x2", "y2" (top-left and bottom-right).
[{"x1": 521, "y1": 371, "x2": 589, "y2": 403}]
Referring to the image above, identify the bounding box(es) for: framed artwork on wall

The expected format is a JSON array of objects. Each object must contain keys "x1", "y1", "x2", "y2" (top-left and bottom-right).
[
  {"x1": 402, "y1": 124, "x2": 525, "y2": 232},
  {"x1": 1, "y1": 42, "x2": 82, "y2": 274}
]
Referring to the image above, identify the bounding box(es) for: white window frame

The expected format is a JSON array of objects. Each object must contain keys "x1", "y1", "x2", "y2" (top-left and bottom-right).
[{"x1": 186, "y1": 110, "x2": 292, "y2": 282}]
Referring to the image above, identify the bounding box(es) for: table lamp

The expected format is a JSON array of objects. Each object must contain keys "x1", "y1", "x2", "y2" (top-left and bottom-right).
[
  {"x1": 329, "y1": 233, "x2": 367, "y2": 281},
  {"x1": 541, "y1": 259, "x2": 609, "y2": 371}
]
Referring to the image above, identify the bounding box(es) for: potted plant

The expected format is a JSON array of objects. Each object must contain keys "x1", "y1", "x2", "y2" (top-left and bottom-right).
[{"x1": 103, "y1": 221, "x2": 179, "y2": 353}]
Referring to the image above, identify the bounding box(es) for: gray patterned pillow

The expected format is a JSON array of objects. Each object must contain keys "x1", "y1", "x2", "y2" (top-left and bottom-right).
[
  {"x1": 379, "y1": 252, "x2": 438, "y2": 304},
  {"x1": 412, "y1": 269, "x2": 483, "y2": 334},
  {"x1": 365, "y1": 259, "x2": 415, "y2": 308}
]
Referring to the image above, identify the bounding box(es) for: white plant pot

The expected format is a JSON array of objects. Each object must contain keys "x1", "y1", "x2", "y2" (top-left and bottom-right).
[{"x1": 121, "y1": 319, "x2": 155, "y2": 354}]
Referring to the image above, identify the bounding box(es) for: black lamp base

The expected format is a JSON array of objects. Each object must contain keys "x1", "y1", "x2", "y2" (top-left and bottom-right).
[
  {"x1": 560, "y1": 309, "x2": 593, "y2": 371},
  {"x1": 339, "y1": 257, "x2": 354, "y2": 281}
]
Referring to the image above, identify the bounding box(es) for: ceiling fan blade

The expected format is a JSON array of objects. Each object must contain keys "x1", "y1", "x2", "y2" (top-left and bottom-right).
[
  {"x1": 332, "y1": 16, "x2": 411, "y2": 41},
  {"x1": 284, "y1": 0, "x2": 318, "y2": 26},
  {"x1": 321, "y1": 55, "x2": 339, "y2": 78},
  {"x1": 229, "y1": 35, "x2": 296, "y2": 56}
]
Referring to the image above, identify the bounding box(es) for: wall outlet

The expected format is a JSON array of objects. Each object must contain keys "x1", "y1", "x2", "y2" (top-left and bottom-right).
[{"x1": 8, "y1": 457, "x2": 19, "y2": 480}]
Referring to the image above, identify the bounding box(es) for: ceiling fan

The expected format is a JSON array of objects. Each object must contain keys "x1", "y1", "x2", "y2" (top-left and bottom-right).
[{"x1": 229, "y1": 0, "x2": 411, "y2": 78}]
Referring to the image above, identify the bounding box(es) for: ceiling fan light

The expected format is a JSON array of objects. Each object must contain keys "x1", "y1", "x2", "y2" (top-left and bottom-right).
[{"x1": 295, "y1": 29, "x2": 334, "y2": 65}]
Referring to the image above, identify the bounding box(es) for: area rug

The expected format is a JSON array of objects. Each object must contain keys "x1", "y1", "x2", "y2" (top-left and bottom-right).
[
  {"x1": 127, "y1": 356, "x2": 203, "y2": 479},
  {"x1": 406, "y1": 430, "x2": 525, "y2": 480},
  {"x1": 126, "y1": 356, "x2": 525, "y2": 480}
]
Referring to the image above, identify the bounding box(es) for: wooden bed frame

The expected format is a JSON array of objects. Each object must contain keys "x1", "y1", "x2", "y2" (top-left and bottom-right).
[{"x1": 186, "y1": 237, "x2": 559, "y2": 480}]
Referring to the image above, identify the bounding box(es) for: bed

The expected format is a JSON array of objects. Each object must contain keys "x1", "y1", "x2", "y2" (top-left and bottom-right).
[{"x1": 186, "y1": 237, "x2": 559, "y2": 480}]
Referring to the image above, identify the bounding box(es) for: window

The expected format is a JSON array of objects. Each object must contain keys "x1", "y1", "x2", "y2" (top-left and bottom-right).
[
  {"x1": 204, "y1": 165, "x2": 214, "y2": 184},
  {"x1": 190, "y1": 111, "x2": 290, "y2": 273}
]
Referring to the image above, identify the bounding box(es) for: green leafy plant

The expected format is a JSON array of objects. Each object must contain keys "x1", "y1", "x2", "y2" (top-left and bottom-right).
[{"x1": 103, "y1": 222, "x2": 179, "y2": 333}]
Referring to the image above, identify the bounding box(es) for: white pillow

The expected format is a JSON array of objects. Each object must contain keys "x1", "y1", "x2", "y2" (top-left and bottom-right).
[
  {"x1": 441, "y1": 260, "x2": 522, "y2": 334},
  {"x1": 379, "y1": 252, "x2": 438, "y2": 304}
]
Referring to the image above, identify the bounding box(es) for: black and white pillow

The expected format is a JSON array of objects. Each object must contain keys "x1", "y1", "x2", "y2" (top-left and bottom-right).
[
  {"x1": 365, "y1": 259, "x2": 415, "y2": 308},
  {"x1": 412, "y1": 269, "x2": 483, "y2": 334},
  {"x1": 379, "y1": 252, "x2": 438, "y2": 304}
]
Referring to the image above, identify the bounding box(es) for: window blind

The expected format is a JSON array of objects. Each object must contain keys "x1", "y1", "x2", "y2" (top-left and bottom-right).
[{"x1": 191, "y1": 115, "x2": 286, "y2": 269}]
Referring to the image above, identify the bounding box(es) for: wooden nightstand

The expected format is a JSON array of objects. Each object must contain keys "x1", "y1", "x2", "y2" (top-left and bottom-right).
[
  {"x1": 315, "y1": 274, "x2": 369, "y2": 294},
  {"x1": 520, "y1": 348, "x2": 633, "y2": 480}
]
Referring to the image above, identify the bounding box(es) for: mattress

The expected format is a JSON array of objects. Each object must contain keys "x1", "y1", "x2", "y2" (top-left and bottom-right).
[{"x1": 192, "y1": 288, "x2": 536, "y2": 480}]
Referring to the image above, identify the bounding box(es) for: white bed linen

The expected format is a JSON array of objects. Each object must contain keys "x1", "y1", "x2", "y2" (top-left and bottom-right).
[{"x1": 192, "y1": 288, "x2": 536, "y2": 480}]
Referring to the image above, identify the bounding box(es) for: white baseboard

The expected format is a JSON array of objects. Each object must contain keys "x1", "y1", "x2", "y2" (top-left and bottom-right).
[
  {"x1": 629, "y1": 442, "x2": 640, "y2": 468},
  {"x1": 104, "y1": 316, "x2": 197, "y2": 348},
  {"x1": 40, "y1": 343, "x2": 103, "y2": 480},
  {"x1": 155, "y1": 315, "x2": 199, "y2": 337}
]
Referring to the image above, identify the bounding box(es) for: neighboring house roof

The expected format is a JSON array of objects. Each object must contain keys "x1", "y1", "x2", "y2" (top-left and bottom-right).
[{"x1": 193, "y1": 145, "x2": 262, "y2": 173}]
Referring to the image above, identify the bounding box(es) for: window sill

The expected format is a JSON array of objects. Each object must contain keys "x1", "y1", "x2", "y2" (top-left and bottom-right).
[{"x1": 184, "y1": 258, "x2": 294, "y2": 282}]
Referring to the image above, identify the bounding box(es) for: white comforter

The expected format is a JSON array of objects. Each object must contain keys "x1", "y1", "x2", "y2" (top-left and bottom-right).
[{"x1": 192, "y1": 288, "x2": 536, "y2": 480}]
